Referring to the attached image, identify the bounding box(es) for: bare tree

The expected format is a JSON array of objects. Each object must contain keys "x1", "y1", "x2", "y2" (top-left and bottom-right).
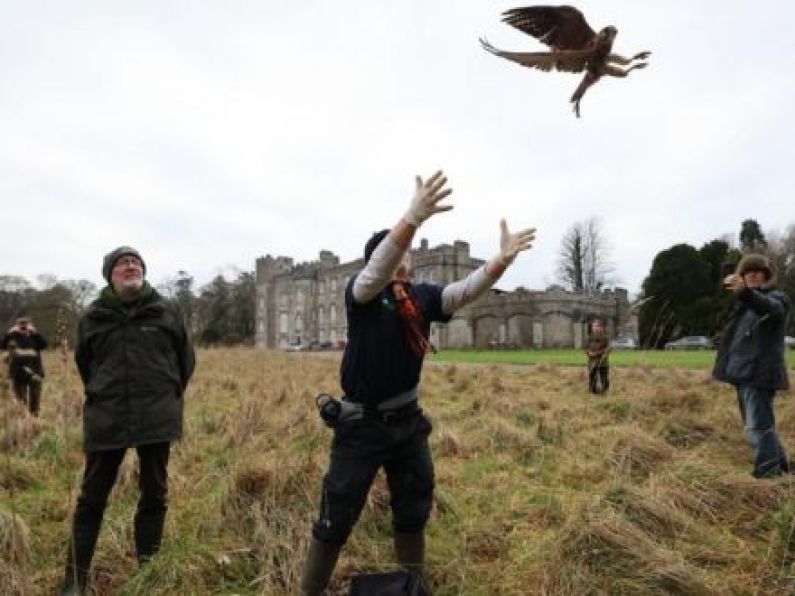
[
  {"x1": 557, "y1": 217, "x2": 613, "y2": 292},
  {"x1": 557, "y1": 224, "x2": 585, "y2": 291},
  {"x1": 765, "y1": 224, "x2": 795, "y2": 265},
  {"x1": 0, "y1": 275, "x2": 31, "y2": 292},
  {"x1": 765, "y1": 224, "x2": 795, "y2": 329}
]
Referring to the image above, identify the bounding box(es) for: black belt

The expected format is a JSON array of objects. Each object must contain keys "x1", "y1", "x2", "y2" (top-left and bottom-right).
[{"x1": 349, "y1": 400, "x2": 421, "y2": 424}]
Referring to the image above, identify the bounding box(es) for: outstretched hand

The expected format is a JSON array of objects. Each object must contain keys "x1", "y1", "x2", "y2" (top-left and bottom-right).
[
  {"x1": 723, "y1": 273, "x2": 746, "y2": 292},
  {"x1": 402, "y1": 170, "x2": 453, "y2": 227},
  {"x1": 498, "y1": 219, "x2": 536, "y2": 266}
]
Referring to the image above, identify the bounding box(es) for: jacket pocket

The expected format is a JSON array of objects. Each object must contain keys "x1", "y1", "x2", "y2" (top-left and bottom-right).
[{"x1": 726, "y1": 352, "x2": 756, "y2": 383}]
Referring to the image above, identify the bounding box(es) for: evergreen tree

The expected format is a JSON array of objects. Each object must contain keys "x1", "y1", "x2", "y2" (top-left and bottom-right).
[
  {"x1": 739, "y1": 219, "x2": 767, "y2": 251},
  {"x1": 639, "y1": 244, "x2": 713, "y2": 347}
]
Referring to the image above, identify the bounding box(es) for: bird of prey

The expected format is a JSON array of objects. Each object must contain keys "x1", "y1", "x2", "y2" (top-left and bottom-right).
[{"x1": 480, "y1": 5, "x2": 650, "y2": 117}]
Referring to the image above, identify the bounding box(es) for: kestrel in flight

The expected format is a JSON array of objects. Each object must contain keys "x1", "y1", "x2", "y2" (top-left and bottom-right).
[{"x1": 480, "y1": 5, "x2": 651, "y2": 117}]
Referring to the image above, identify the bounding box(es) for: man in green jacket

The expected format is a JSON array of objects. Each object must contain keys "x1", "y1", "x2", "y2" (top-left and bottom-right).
[{"x1": 60, "y1": 247, "x2": 195, "y2": 595}]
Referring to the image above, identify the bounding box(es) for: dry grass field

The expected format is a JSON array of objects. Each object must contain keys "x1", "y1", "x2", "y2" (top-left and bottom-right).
[{"x1": 2, "y1": 348, "x2": 795, "y2": 595}]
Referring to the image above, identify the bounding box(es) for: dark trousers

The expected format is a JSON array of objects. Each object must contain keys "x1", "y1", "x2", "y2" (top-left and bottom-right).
[
  {"x1": 65, "y1": 442, "x2": 171, "y2": 587},
  {"x1": 736, "y1": 386, "x2": 789, "y2": 478},
  {"x1": 312, "y1": 411, "x2": 435, "y2": 545},
  {"x1": 12, "y1": 373, "x2": 42, "y2": 415},
  {"x1": 589, "y1": 365, "x2": 609, "y2": 394}
]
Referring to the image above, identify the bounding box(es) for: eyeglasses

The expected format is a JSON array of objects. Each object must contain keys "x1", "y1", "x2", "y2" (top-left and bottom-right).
[{"x1": 114, "y1": 256, "x2": 142, "y2": 268}]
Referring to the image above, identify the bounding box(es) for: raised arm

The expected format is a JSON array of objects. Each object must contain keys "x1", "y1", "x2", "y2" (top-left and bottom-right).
[
  {"x1": 724, "y1": 273, "x2": 790, "y2": 320},
  {"x1": 442, "y1": 219, "x2": 536, "y2": 314},
  {"x1": 353, "y1": 170, "x2": 453, "y2": 304},
  {"x1": 738, "y1": 287, "x2": 789, "y2": 320}
]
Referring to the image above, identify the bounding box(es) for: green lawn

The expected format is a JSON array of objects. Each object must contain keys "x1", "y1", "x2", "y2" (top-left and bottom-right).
[{"x1": 431, "y1": 348, "x2": 795, "y2": 369}]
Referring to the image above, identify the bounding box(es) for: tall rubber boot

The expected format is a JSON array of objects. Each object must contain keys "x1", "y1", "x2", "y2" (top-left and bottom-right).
[
  {"x1": 300, "y1": 538, "x2": 342, "y2": 595},
  {"x1": 394, "y1": 531, "x2": 425, "y2": 574},
  {"x1": 395, "y1": 531, "x2": 428, "y2": 594},
  {"x1": 134, "y1": 498, "x2": 167, "y2": 564},
  {"x1": 59, "y1": 528, "x2": 96, "y2": 596},
  {"x1": 60, "y1": 497, "x2": 107, "y2": 596}
]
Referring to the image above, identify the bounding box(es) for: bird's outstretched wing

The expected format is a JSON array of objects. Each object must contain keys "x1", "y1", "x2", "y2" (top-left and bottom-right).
[
  {"x1": 480, "y1": 38, "x2": 589, "y2": 73},
  {"x1": 502, "y1": 6, "x2": 596, "y2": 51}
]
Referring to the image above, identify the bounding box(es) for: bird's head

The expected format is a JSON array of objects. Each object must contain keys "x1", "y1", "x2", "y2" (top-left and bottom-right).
[{"x1": 598, "y1": 26, "x2": 618, "y2": 47}]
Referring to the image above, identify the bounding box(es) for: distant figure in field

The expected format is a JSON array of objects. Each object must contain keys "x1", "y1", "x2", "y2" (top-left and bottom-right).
[
  {"x1": 300, "y1": 170, "x2": 536, "y2": 594},
  {"x1": 585, "y1": 319, "x2": 610, "y2": 394},
  {"x1": 1, "y1": 316, "x2": 47, "y2": 415},
  {"x1": 713, "y1": 254, "x2": 791, "y2": 479},
  {"x1": 59, "y1": 247, "x2": 195, "y2": 595}
]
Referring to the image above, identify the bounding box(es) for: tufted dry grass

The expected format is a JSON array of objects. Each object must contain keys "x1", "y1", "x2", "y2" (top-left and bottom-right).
[{"x1": 1, "y1": 349, "x2": 794, "y2": 594}]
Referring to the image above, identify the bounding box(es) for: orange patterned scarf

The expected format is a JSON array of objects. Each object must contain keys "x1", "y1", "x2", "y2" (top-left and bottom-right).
[{"x1": 392, "y1": 282, "x2": 436, "y2": 357}]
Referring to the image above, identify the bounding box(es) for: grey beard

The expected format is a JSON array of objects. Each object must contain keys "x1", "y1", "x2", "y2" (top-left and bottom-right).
[{"x1": 114, "y1": 278, "x2": 144, "y2": 296}]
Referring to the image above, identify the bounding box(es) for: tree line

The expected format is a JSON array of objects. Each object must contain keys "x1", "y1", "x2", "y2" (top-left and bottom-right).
[
  {"x1": 555, "y1": 217, "x2": 795, "y2": 347},
  {"x1": 637, "y1": 219, "x2": 795, "y2": 347},
  {"x1": 4, "y1": 218, "x2": 793, "y2": 350},
  {"x1": 0, "y1": 270, "x2": 256, "y2": 348}
]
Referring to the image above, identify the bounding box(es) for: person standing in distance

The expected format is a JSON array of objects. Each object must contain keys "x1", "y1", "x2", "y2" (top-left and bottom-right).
[
  {"x1": 585, "y1": 319, "x2": 611, "y2": 394},
  {"x1": 1, "y1": 316, "x2": 47, "y2": 415}
]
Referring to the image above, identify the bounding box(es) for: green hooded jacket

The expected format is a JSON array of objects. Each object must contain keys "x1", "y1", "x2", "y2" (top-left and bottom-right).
[{"x1": 75, "y1": 283, "x2": 196, "y2": 452}]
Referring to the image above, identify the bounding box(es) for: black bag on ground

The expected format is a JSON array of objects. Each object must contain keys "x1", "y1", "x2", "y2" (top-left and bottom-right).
[{"x1": 348, "y1": 571, "x2": 427, "y2": 596}]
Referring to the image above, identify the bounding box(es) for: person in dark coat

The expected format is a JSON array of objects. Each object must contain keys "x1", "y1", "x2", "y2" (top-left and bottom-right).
[
  {"x1": 60, "y1": 246, "x2": 195, "y2": 595},
  {"x1": 585, "y1": 319, "x2": 611, "y2": 394},
  {"x1": 1, "y1": 316, "x2": 47, "y2": 415},
  {"x1": 713, "y1": 253, "x2": 791, "y2": 478},
  {"x1": 299, "y1": 170, "x2": 536, "y2": 594}
]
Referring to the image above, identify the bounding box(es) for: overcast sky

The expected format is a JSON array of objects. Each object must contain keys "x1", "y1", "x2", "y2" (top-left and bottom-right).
[{"x1": 1, "y1": 1, "x2": 793, "y2": 295}]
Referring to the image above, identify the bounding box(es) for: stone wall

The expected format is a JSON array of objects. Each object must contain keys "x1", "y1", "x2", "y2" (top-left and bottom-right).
[{"x1": 436, "y1": 286, "x2": 631, "y2": 349}]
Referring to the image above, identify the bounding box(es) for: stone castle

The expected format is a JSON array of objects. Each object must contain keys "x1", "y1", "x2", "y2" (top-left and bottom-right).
[{"x1": 255, "y1": 239, "x2": 637, "y2": 350}]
